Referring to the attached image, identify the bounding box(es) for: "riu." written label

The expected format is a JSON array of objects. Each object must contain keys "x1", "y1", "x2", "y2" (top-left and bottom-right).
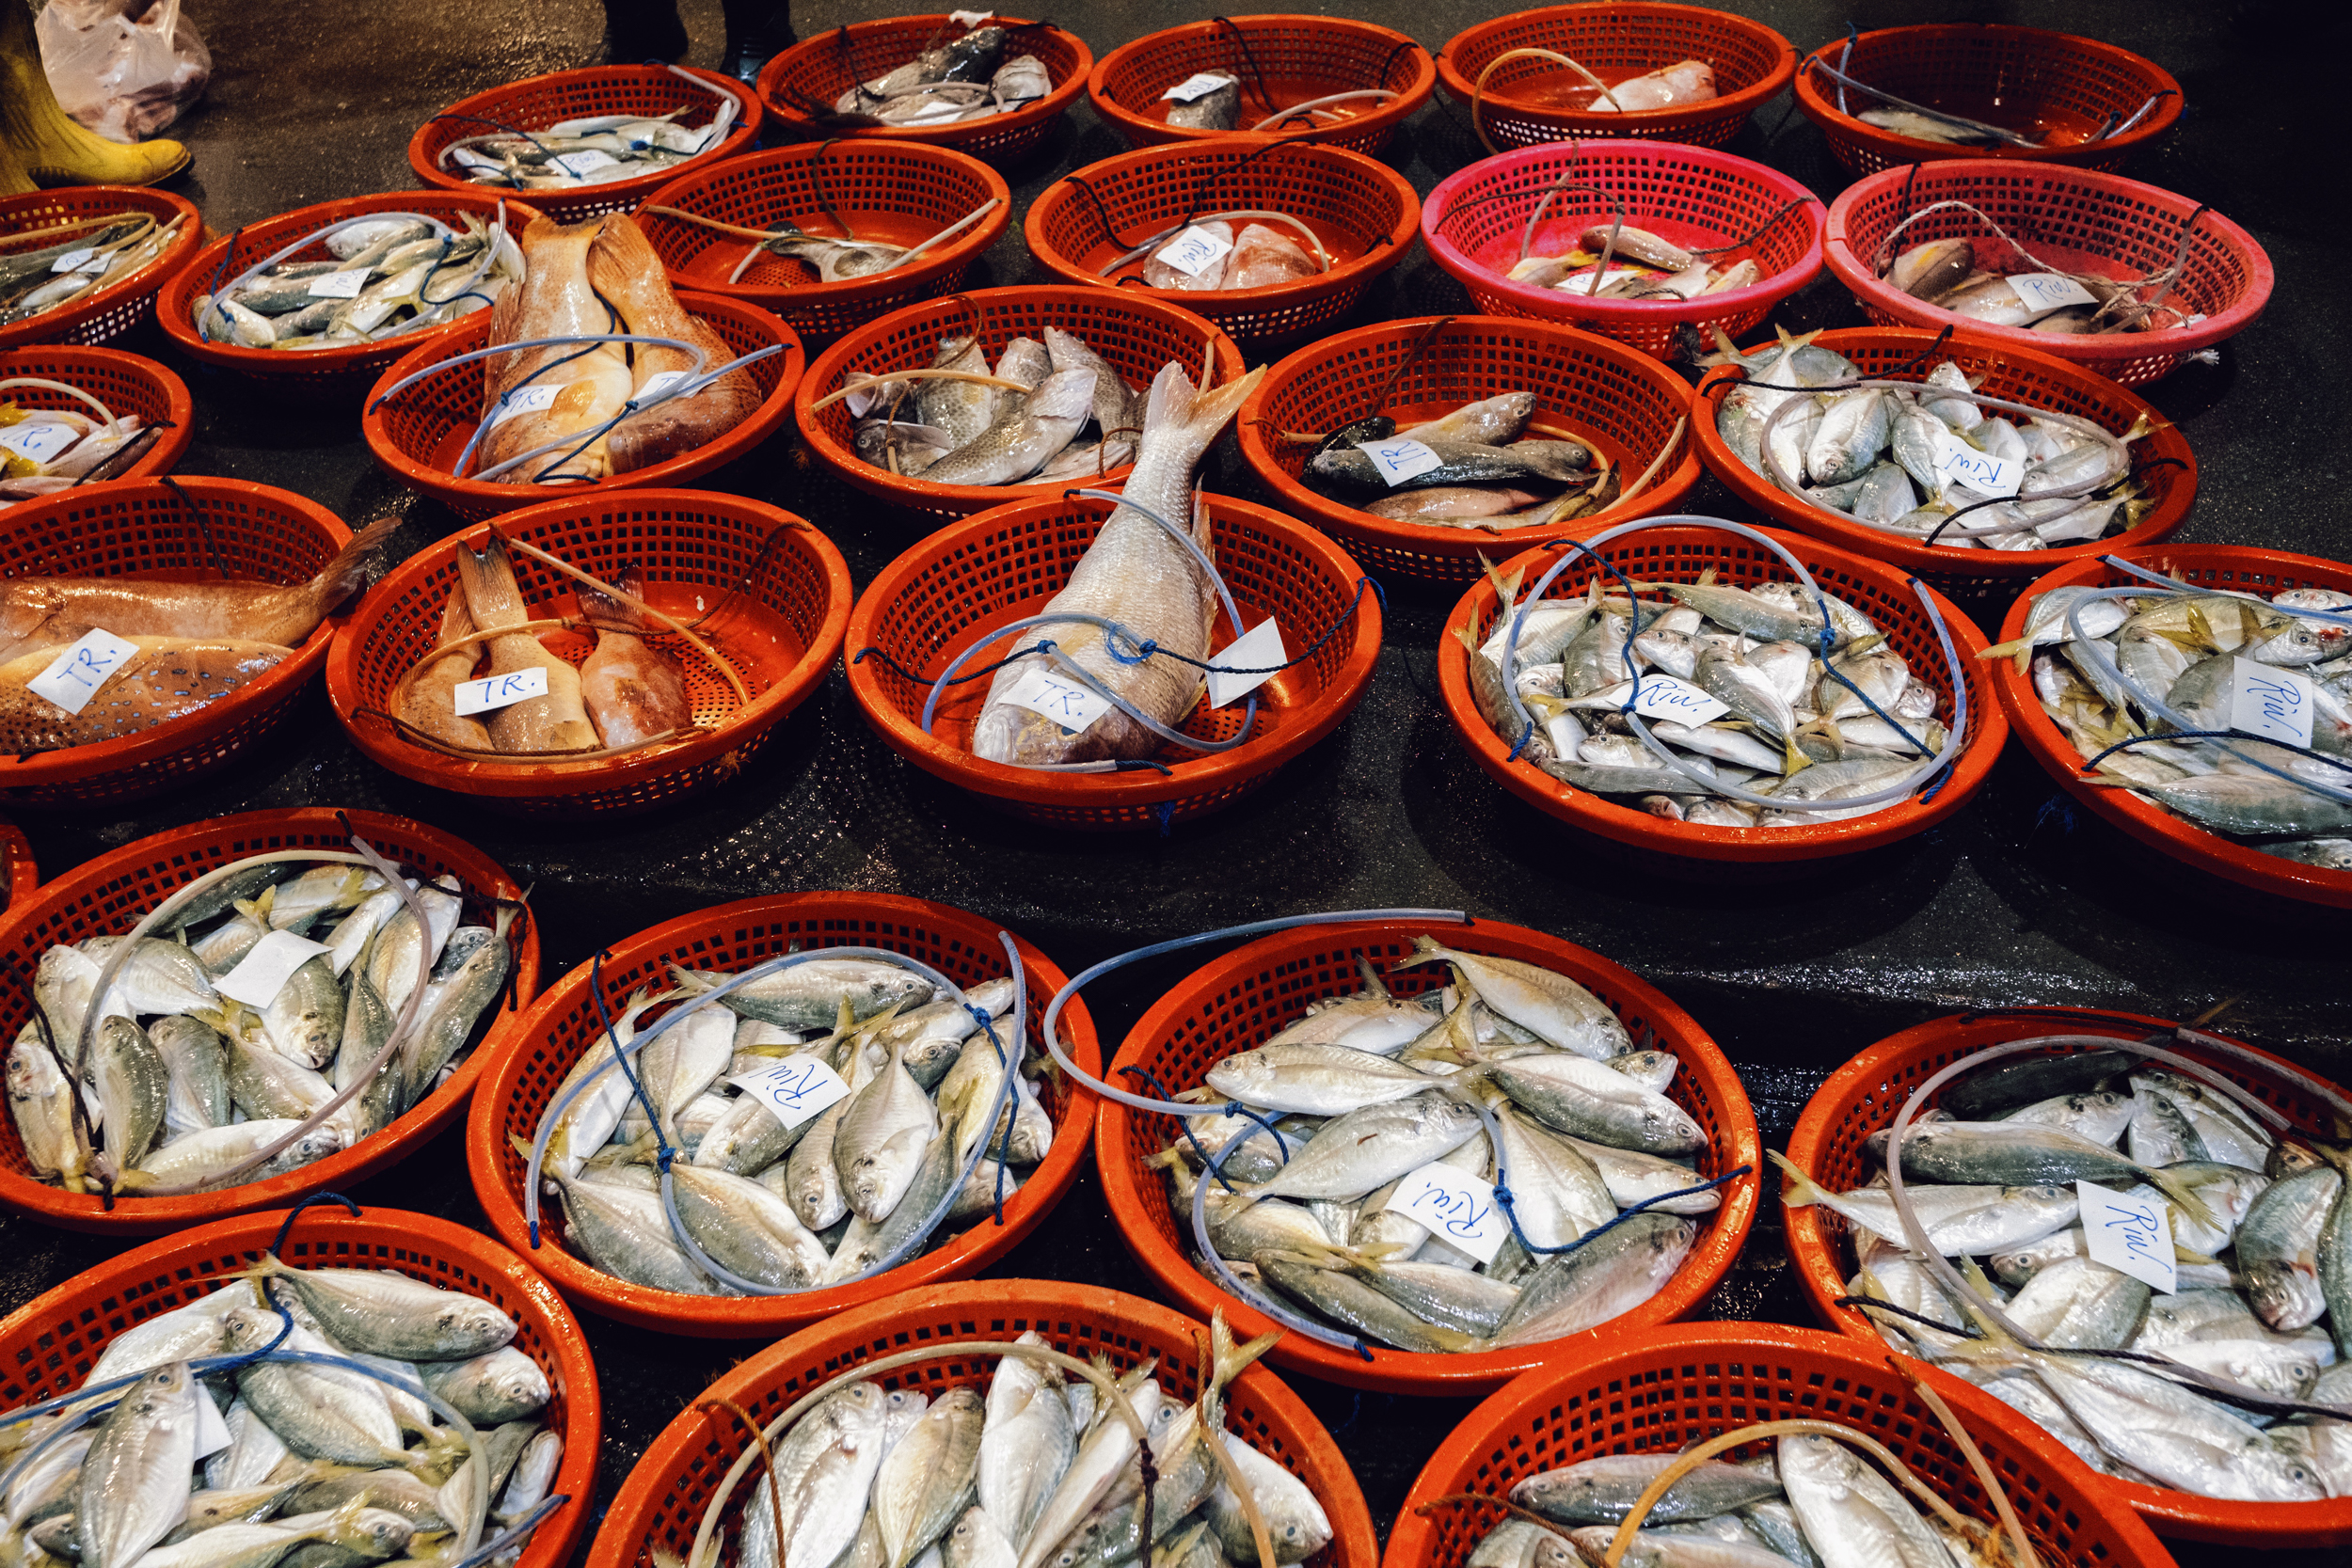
[
  {"x1": 1000, "y1": 664, "x2": 1113, "y2": 735},
  {"x1": 1383, "y1": 1161, "x2": 1508, "y2": 1264},
  {"x1": 1629, "y1": 673, "x2": 1730, "y2": 726},
  {"x1": 0, "y1": 421, "x2": 82, "y2": 467},
  {"x1": 2077, "y1": 1179, "x2": 2176, "y2": 1294},
  {"x1": 453, "y1": 666, "x2": 551, "y2": 718},
  {"x1": 26, "y1": 627, "x2": 139, "y2": 716},
  {"x1": 1152, "y1": 224, "x2": 1232, "y2": 279},
  {"x1": 2006, "y1": 272, "x2": 2098, "y2": 313},
  {"x1": 729, "y1": 1055, "x2": 852, "y2": 1130},
  {"x1": 1934, "y1": 430, "x2": 2023, "y2": 499},
  {"x1": 2229, "y1": 657, "x2": 2316, "y2": 750},
  {"x1": 550, "y1": 150, "x2": 621, "y2": 178}
]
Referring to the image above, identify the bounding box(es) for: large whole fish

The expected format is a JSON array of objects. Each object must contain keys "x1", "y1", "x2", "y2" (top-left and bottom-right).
[{"x1": 582, "y1": 214, "x2": 761, "y2": 473}]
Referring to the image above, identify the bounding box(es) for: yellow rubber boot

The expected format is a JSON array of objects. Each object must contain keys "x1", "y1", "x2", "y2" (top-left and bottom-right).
[
  {"x1": 0, "y1": 1, "x2": 189, "y2": 188},
  {"x1": 0, "y1": 135, "x2": 34, "y2": 198}
]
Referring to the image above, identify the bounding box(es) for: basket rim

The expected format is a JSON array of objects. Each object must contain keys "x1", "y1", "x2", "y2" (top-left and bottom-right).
[
  {"x1": 0, "y1": 342, "x2": 196, "y2": 479},
  {"x1": 321, "y1": 489, "x2": 852, "y2": 800},
  {"x1": 1423, "y1": 140, "x2": 1826, "y2": 326},
  {"x1": 1689, "y1": 325, "x2": 2198, "y2": 579},
  {"x1": 1436, "y1": 524, "x2": 2007, "y2": 861},
  {"x1": 1434, "y1": 2, "x2": 1800, "y2": 135},
  {"x1": 843, "y1": 489, "x2": 1383, "y2": 810},
  {"x1": 0, "y1": 818, "x2": 33, "y2": 903},
  {"x1": 0, "y1": 807, "x2": 541, "y2": 1233},
  {"x1": 1096, "y1": 915, "x2": 1764, "y2": 1396},
  {"x1": 1780, "y1": 1008, "x2": 2352, "y2": 1547},
  {"x1": 465, "y1": 891, "x2": 1103, "y2": 1335},
  {"x1": 1233, "y1": 312, "x2": 1706, "y2": 557},
  {"x1": 1990, "y1": 543, "x2": 2352, "y2": 908},
  {"x1": 1085, "y1": 15, "x2": 1437, "y2": 147},
  {"x1": 1382, "y1": 1319, "x2": 2183, "y2": 1568},
  {"x1": 752, "y1": 13, "x2": 1094, "y2": 145},
  {"x1": 0, "y1": 185, "x2": 205, "y2": 352},
  {"x1": 1823, "y1": 158, "x2": 2274, "y2": 364}
]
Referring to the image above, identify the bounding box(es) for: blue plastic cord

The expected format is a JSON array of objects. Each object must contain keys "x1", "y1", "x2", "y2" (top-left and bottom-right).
[
  {"x1": 1188, "y1": 1126, "x2": 1374, "y2": 1360},
  {"x1": 195, "y1": 212, "x2": 459, "y2": 342}
]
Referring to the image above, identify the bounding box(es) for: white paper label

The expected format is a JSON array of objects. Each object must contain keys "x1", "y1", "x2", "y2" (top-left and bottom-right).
[
  {"x1": 551, "y1": 150, "x2": 620, "y2": 177},
  {"x1": 1206, "y1": 618, "x2": 1286, "y2": 707},
  {"x1": 453, "y1": 667, "x2": 550, "y2": 717},
  {"x1": 487, "y1": 383, "x2": 562, "y2": 429},
  {"x1": 26, "y1": 627, "x2": 139, "y2": 715},
  {"x1": 950, "y1": 9, "x2": 995, "y2": 27},
  {"x1": 0, "y1": 421, "x2": 80, "y2": 466},
  {"x1": 1152, "y1": 224, "x2": 1233, "y2": 279},
  {"x1": 2077, "y1": 1180, "x2": 2175, "y2": 1295},
  {"x1": 51, "y1": 247, "x2": 95, "y2": 274},
  {"x1": 637, "y1": 370, "x2": 691, "y2": 404},
  {"x1": 215, "y1": 930, "x2": 335, "y2": 1009},
  {"x1": 1384, "y1": 1163, "x2": 1508, "y2": 1264},
  {"x1": 1564, "y1": 267, "x2": 1652, "y2": 296},
  {"x1": 1000, "y1": 665, "x2": 1113, "y2": 734},
  {"x1": 1356, "y1": 436, "x2": 1445, "y2": 486},
  {"x1": 1163, "y1": 71, "x2": 1237, "y2": 103},
  {"x1": 192, "y1": 1392, "x2": 233, "y2": 1460},
  {"x1": 2007, "y1": 272, "x2": 2097, "y2": 312},
  {"x1": 729, "y1": 1055, "x2": 852, "y2": 1130},
  {"x1": 1934, "y1": 431, "x2": 2023, "y2": 499},
  {"x1": 306, "y1": 268, "x2": 372, "y2": 299},
  {"x1": 1629, "y1": 673, "x2": 1731, "y2": 726},
  {"x1": 2230, "y1": 657, "x2": 2316, "y2": 750}
]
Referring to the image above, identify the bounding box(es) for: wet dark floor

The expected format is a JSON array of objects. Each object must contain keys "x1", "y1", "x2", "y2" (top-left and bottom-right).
[{"x1": 4, "y1": 0, "x2": 2348, "y2": 1562}]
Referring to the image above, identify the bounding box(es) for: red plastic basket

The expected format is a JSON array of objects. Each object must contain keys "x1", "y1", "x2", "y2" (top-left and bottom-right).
[
  {"x1": 1794, "y1": 24, "x2": 2185, "y2": 178},
  {"x1": 0, "y1": 1205, "x2": 597, "y2": 1568},
  {"x1": 1437, "y1": 526, "x2": 2004, "y2": 870},
  {"x1": 1692, "y1": 326, "x2": 2195, "y2": 597},
  {"x1": 1783, "y1": 1008, "x2": 2352, "y2": 1546},
  {"x1": 0, "y1": 817, "x2": 31, "y2": 911},
  {"x1": 592, "y1": 1278, "x2": 1377, "y2": 1568},
  {"x1": 1437, "y1": 3, "x2": 1798, "y2": 152},
  {"x1": 0, "y1": 344, "x2": 193, "y2": 487},
  {"x1": 325, "y1": 491, "x2": 850, "y2": 818},
  {"x1": 468, "y1": 894, "x2": 1098, "y2": 1337},
  {"x1": 408, "y1": 65, "x2": 760, "y2": 223},
  {"x1": 0, "y1": 808, "x2": 540, "y2": 1235},
  {"x1": 1236, "y1": 314, "x2": 1701, "y2": 585},
  {"x1": 636, "y1": 143, "x2": 1010, "y2": 347},
  {"x1": 154, "y1": 191, "x2": 543, "y2": 387},
  {"x1": 795, "y1": 285, "x2": 1244, "y2": 521},
  {"x1": 1098, "y1": 917, "x2": 1761, "y2": 1396},
  {"x1": 755, "y1": 16, "x2": 1091, "y2": 164},
  {"x1": 1023, "y1": 138, "x2": 1420, "y2": 350},
  {"x1": 0, "y1": 186, "x2": 201, "y2": 351},
  {"x1": 0, "y1": 478, "x2": 358, "y2": 811},
  {"x1": 846, "y1": 490, "x2": 1381, "y2": 832},
  {"x1": 1088, "y1": 16, "x2": 1435, "y2": 154},
  {"x1": 1423, "y1": 141, "x2": 1824, "y2": 360},
  {"x1": 1825, "y1": 160, "x2": 2272, "y2": 388},
  {"x1": 360, "y1": 290, "x2": 803, "y2": 523},
  {"x1": 1385, "y1": 1322, "x2": 2178, "y2": 1568},
  {"x1": 1991, "y1": 544, "x2": 2352, "y2": 909}
]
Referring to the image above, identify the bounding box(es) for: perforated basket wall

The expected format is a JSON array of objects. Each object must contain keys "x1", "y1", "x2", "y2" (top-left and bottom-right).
[
  {"x1": 0, "y1": 478, "x2": 355, "y2": 809},
  {"x1": 1088, "y1": 15, "x2": 1435, "y2": 153},
  {"x1": 1237, "y1": 315, "x2": 1701, "y2": 584},
  {"x1": 1422, "y1": 142, "x2": 1823, "y2": 360},
  {"x1": 755, "y1": 16, "x2": 1091, "y2": 163},
  {"x1": 1097, "y1": 917, "x2": 1762, "y2": 1396},
  {"x1": 795, "y1": 285, "x2": 1244, "y2": 520},
  {"x1": 1385, "y1": 1323, "x2": 2178, "y2": 1568},
  {"x1": 0, "y1": 187, "x2": 201, "y2": 351},
  {"x1": 0, "y1": 1206, "x2": 597, "y2": 1568},
  {"x1": 637, "y1": 143, "x2": 1010, "y2": 345},
  {"x1": 1436, "y1": 526, "x2": 2004, "y2": 869},
  {"x1": 1692, "y1": 326, "x2": 2196, "y2": 598},
  {"x1": 361, "y1": 290, "x2": 803, "y2": 523},
  {"x1": 1825, "y1": 160, "x2": 2272, "y2": 387},
  {"x1": 593, "y1": 1279, "x2": 1376, "y2": 1568},
  {"x1": 1991, "y1": 545, "x2": 2352, "y2": 908},
  {"x1": 0, "y1": 808, "x2": 540, "y2": 1234},
  {"x1": 1793, "y1": 24, "x2": 2185, "y2": 177},
  {"x1": 1782, "y1": 1010, "x2": 2352, "y2": 1546},
  {"x1": 845, "y1": 491, "x2": 1381, "y2": 831},
  {"x1": 0, "y1": 819, "x2": 32, "y2": 911},
  {"x1": 467, "y1": 894, "x2": 1098, "y2": 1336},
  {"x1": 325, "y1": 490, "x2": 850, "y2": 818},
  {"x1": 1436, "y1": 3, "x2": 1797, "y2": 151},
  {"x1": 1023, "y1": 138, "x2": 1420, "y2": 349},
  {"x1": 407, "y1": 66, "x2": 761, "y2": 222},
  {"x1": 0, "y1": 344, "x2": 192, "y2": 481}
]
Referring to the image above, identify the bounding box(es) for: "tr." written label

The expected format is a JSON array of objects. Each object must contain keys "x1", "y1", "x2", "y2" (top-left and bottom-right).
[
  {"x1": 1000, "y1": 664, "x2": 1113, "y2": 735},
  {"x1": 453, "y1": 667, "x2": 551, "y2": 717},
  {"x1": 27, "y1": 627, "x2": 139, "y2": 716}
]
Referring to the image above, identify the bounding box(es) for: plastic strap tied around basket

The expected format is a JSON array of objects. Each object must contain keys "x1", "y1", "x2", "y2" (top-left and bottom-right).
[
  {"x1": 194, "y1": 211, "x2": 487, "y2": 344},
  {"x1": 522, "y1": 937, "x2": 1028, "y2": 1297},
  {"x1": 1498, "y1": 515, "x2": 1969, "y2": 813}
]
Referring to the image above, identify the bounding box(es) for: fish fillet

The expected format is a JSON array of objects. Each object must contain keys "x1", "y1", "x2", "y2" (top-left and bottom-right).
[
  {"x1": 452, "y1": 533, "x2": 599, "y2": 753},
  {"x1": 576, "y1": 562, "x2": 693, "y2": 748},
  {"x1": 478, "y1": 215, "x2": 634, "y2": 483},
  {"x1": 400, "y1": 587, "x2": 493, "y2": 751}
]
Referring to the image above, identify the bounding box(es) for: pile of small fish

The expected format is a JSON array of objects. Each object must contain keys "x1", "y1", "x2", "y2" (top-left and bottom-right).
[
  {"x1": 1158, "y1": 71, "x2": 1395, "y2": 135},
  {"x1": 850, "y1": 329, "x2": 1152, "y2": 486},
  {"x1": 0, "y1": 399, "x2": 152, "y2": 507},
  {"x1": 8, "y1": 855, "x2": 514, "y2": 1196},
  {"x1": 1780, "y1": 1046, "x2": 2352, "y2": 1501},
  {"x1": 1995, "y1": 579, "x2": 2352, "y2": 866},
  {"x1": 1505, "y1": 224, "x2": 1758, "y2": 301},
  {"x1": 831, "y1": 25, "x2": 1053, "y2": 128},
  {"x1": 0, "y1": 214, "x2": 186, "y2": 327},
  {"x1": 1710, "y1": 330, "x2": 2150, "y2": 550},
  {"x1": 1882, "y1": 236, "x2": 2180, "y2": 335},
  {"x1": 1154, "y1": 939, "x2": 1720, "y2": 1354},
  {"x1": 1298, "y1": 391, "x2": 1619, "y2": 530},
  {"x1": 0, "y1": 1258, "x2": 562, "y2": 1568},
  {"x1": 532, "y1": 953, "x2": 1053, "y2": 1295},
  {"x1": 1465, "y1": 562, "x2": 1951, "y2": 828},
  {"x1": 192, "y1": 214, "x2": 524, "y2": 352},
  {"x1": 440, "y1": 102, "x2": 738, "y2": 189},
  {"x1": 721, "y1": 1317, "x2": 1330, "y2": 1568}
]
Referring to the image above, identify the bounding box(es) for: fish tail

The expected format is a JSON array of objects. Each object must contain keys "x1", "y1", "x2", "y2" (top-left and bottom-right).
[
  {"x1": 1206, "y1": 1309, "x2": 1280, "y2": 1394},
  {"x1": 453, "y1": 533, "x2": 529, "y2": 630},
  {"x1": 574, "y1": 562, "x2": 651, "y2": 632},
  {"x1": 1767, "y1": 1148, "x2": 1828, "y2": 1207},
  {"x1": 2141, "y1": 1164, "x2": 2220, "y2": 1233},
  {"x1": 300, "y1": 517, "x2": 402, "y2": 617},
  {"x1": 1781, "y1": 731, "x2": 1809, "y2": 775},
  {"x1": 1391, "y1": 933, "x2": 1451, "y2": 970},
  {"x1": 1140, "y1": 361, "x2": 1266, "y2": 469},
  {"x1": 1355, "y1": 952, "x2": 1391, "y2": 1001}
]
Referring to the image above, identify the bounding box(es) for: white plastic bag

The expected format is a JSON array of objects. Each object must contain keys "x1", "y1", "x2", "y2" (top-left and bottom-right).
[{"x1": 36, "y1": 0, "x2": 210, "y2": 144}]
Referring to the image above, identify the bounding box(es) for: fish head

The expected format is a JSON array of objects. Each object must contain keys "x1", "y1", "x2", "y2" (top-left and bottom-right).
[{"x1": 2244, "y1": 1261, "x2": 2327, "y2": 1331}]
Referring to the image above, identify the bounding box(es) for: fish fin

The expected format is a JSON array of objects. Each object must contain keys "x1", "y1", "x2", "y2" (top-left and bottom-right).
[
  {"x1": 1766, "y1": 1148, "x2": 1828, "y2": 1207},
  {"x1": 574, "y1": 562, "x2": 652, "y2": 633},
  {"x1": 1391, "y1": 933, "x2": 1452, "y2": 971},
  {"x1": 2139, "y1": 1164, "x2": 2219, "y2": 1233},
  {"x1": 302, "y1": 517, "x2": 402, "y2": 616},
  {"x1": 1451, "y1": 622, "x2": 1480, "y2": 654},
  {"x1": 1781, "y1": 731, "x2": 1809, "y2": 775},
  {"x1": 1977, "y1": 635, "x2": 2030, "y2": 662},
  {"x1": 1206, "y1": 1309, "x2": 1280, "y2": 1395},
  {"x1": 1354, "y1": 952, "x2": 1391, "y2": 1002},
  {"x1": 453, "y1": 532, "x2": 529, "y2": 630}
]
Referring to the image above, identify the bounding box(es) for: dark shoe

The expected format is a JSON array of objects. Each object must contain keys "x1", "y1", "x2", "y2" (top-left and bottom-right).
[
  {"x1": 723, "y1": 26, "x2": 798, "y2": 84},
  {"x1": 598, "y1": 0, "x2": 691, "y2": 65}
]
